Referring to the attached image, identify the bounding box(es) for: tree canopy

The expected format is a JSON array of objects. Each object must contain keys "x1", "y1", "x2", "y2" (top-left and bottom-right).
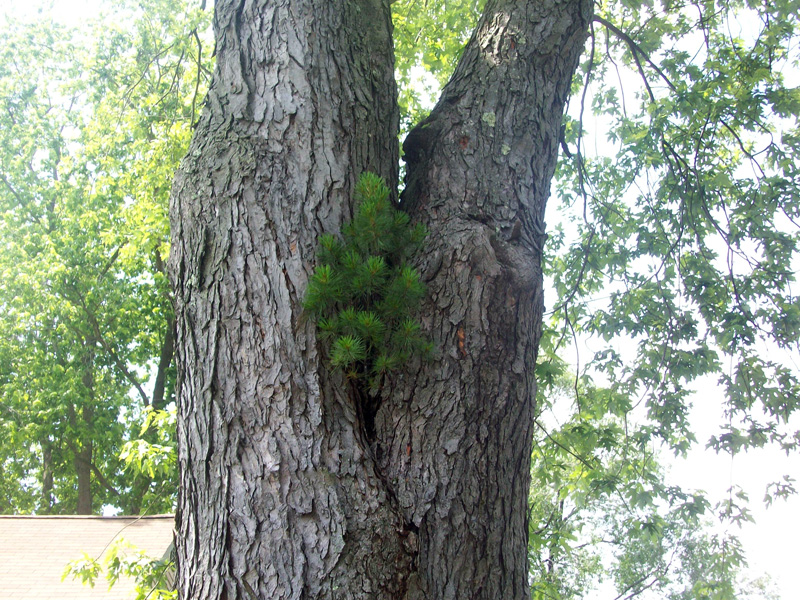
[
  {"x1": 1, "y1": 0, "x2": 798, "y2": 597},
  {"x1": 0, "y1": 0, "x2": 211, "y2": 514}
]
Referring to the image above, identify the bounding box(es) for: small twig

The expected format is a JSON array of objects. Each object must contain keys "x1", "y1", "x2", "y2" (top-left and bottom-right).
[{"x1": 594, "y1": 15, "x2": 677, "y2": 97}]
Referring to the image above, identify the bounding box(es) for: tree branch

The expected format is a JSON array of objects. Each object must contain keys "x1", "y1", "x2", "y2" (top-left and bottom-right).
[
  {"x1": 63, "y1": 284, "x2": 151, "y2": 406},
  {"x1": 86, "y1": 312, "x2": 151, "y2": 406},
  {"x1": 593, "y1": 15, "x2": 677, "y2": 100},
  {"x1": 534, "y1": 418, "x2": 600, "y2": 472},
  {"x1": 67, "y1": 438, "x2": 121, "y2": 498},
  {"x1": 191, "y1": 28, "x2": 204, "y2": 127}
]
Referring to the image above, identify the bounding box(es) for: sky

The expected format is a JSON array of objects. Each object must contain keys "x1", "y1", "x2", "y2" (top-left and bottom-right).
[
  {"x1": 670, "y1": 392, "x2": 800, "y2": 596},
  {"x1": 2, "y1": 0, "x2": 798, "y2": 597}
]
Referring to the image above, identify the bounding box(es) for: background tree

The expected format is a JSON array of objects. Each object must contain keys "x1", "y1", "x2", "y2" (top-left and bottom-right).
[
  {"x1": 527, "y1": 375, "x2": 748, "y2": 599},
  {"x1": 0, "y1": 0, "x2": 211, "y2": 515}
]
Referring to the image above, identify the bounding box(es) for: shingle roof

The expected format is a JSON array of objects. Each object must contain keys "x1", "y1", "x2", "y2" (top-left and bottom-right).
[{"x1": 0, "y1": 514, "x2": 174, "y2": 600}]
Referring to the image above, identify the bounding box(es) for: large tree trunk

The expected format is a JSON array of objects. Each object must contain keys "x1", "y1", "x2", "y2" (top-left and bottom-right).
[
  {"x1": 383, "y1": 2, "x2": 591, "y2": 596},
  {"x1": 74, "y1": 405, "x2": 93, "y2": 514},
  {"x1": 169, "y1": 0, "x2": 409, "y2": 597},
  {"x1": 169, "y1": 0, "x2": 591, "y2": 598},
  {"x1": 41, "y1": 439, "x2": 54, "y2": 513},
  {"x1": 72, "y1": 350, "x2": 96, "y2": 515}
]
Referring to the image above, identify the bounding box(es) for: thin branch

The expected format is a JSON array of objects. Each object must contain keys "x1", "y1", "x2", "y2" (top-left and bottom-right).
[
  {"x1": 577, "y1": 21, "x2": 596, "y2": 218},
  {"x1": 87, "y1": 312, "x2": 150, "y2": 406},
  {"x1": 0, "y1": 172, "x2": 25, "y2": 205},
  {"x1": 120, "y1": 41, "x2": 178, "y2": 112},
  {"x1": 67, "y1": 439, "x2": 121, "y2": 497},
  {"x1": 89, "y1": 461, "x2": 121, "y2": 497},
  {"x1": 191, "y1": 28, "x2": 204, "y2": 127},
  {"x1": 63, "y1": 283, "x2": 151, "y2": 406},
  {"x1": 98, "y1": 246, "x2": 122, "y2": 280},
  {"x1": 534, "y1": 419, "x2": 599, "y2": 472},
  {"x1": 594, "y1": 15, "x2": 677, "y2": 96},
  {"x1": 551, "y1": 228, "x2": 596, "y2": 316},
  {"x1": 154, "y1": 49, "x2": 186, "y2": 109}
]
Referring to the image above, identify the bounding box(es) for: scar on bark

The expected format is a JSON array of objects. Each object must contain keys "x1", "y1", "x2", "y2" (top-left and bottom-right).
[{"x1": 400, "y1": 116, "x2": 442, "y2": 210}]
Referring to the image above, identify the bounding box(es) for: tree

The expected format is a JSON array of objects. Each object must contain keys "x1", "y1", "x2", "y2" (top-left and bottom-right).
[
  {"x1": 0, "y1": 0, "x2": 789, "y2": 594},
  {"x1": 0, "y1": 0, "x2": 211, "y2": 515},
  {"x1": 169, "y1": 0, "x2": 589, "y2": 596},
  {"x1": 526, "y1": 375, "x2": 744, "y2": 600},
  {"x1": 169, "y1": 0, "x2": 800, "y2": 596}
]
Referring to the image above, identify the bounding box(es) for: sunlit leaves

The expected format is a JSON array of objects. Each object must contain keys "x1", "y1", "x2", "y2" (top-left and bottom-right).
[
  {"x1": 529, "y1": 375, "x2": 744, "y2": 599},
  {"x1": 392, "y1": 0, "x2": 484, "y2": 131},
  {"x1": 546, "y1": 0, "x2": 800, "y2": 465},
  {"x1": 0, "y1": 0, "x2": 211, "y2": 514},
  {"x1": 517, "y1": 1, "x2": 800, "y2": 595},
  {"x1": 64, "y1": 539, "x2": 176, "y2": 600},
  {"x1": 119, "y1": 408, "x2": 177, "y2": 480}
]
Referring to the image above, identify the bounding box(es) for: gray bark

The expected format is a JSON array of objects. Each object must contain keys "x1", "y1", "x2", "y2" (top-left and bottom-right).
[
  {"x1": 384, "y1": 2, "x2": 591, "y2": 597},
  {"x1": 169, "y1": 0, "x2": 410, "y2": 597},
  {"x1": 169, "y1": 0, "x2": 591, "y2": 598}
]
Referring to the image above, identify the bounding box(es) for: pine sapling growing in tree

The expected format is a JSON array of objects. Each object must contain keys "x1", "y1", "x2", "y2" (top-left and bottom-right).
[{"x1": 303, "y1": 172, "x2": 431, "y2": 393}]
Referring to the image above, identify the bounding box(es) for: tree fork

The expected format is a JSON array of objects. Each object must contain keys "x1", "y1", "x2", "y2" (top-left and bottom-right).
[{"x1": 170, "y1": 0, "x2": 592, "y2": 597}]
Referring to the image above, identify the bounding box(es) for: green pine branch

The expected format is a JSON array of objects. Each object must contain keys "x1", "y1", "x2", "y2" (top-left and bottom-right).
[{"x1": 304, "y1": 172, "x2": 431, "y2": 387}]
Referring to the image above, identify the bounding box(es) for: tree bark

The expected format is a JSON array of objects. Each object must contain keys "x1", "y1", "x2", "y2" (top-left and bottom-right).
[
  {"x1": 169, "y1": 0, "x2": 410, "y2": 597},
  {"x1": 71, "y1": 349, "x2": 96, "y2": 515},
  {"x1": 70, "y1": 405, "x2": 94, "y2": 515},
  {"x1": 41, "y1": 439, "x2": 54, "y2": 513},
  {"x1": 169, "y1": 0, "x2": 591, "y2": 597},
  {"x1": 384, "y1": 1, "x2": 591, "y2": 597}
]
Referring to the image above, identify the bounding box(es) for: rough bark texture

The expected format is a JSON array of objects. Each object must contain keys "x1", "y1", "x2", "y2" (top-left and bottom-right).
[
  {"x1": 169, "y1": 0, "x2": 411, "y2": 598},
  {"x1": 170, "y1": 0, "x2": 591, "y2": 598},
  {"x1": 381, "y1": 1, "x2": 592, "y2": 597}
]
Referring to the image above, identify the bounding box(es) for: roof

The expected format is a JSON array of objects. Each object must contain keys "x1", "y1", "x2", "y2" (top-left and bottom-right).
[{"x1": 0, "y1": 514, "x2": 175, "y2": 600}]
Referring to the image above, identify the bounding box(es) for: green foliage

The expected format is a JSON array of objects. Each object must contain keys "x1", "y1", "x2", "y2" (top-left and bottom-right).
[
  {"x1": 0, "y1": 0, "x2": 210, "y2": 514},
  {"x1": 547, "y1": 0, "x2": 800, "y2": 461},
  {"x1": 0, "y1": 0, "x2": 797, "y2": 596},
  {"x1": 392, "y1": 0, "x2": 485, "y2": 132},
  {"x1": 528, "y1": 376, "x2": 750, "y2": 600},
  {"x1": 64, "y1": 539, "x2": 176, "y2": 600},
  {"x1": 304, "y1": 173, "x2": 430, "y2": 386},
  {"x1": 525, "y1": 0, "x2": 800, "y2": 595},
  {"x1": 119, "y1": 408, "x2": 177, "y2": 481}
]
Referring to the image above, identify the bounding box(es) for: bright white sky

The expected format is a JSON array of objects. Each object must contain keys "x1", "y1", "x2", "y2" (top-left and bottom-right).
[
  {"x1": 671, "y1": 391, "x2": 800, "y2": 597},
  {"x1": 2, "y1": 0, "x2": 798, "y2": 597}
]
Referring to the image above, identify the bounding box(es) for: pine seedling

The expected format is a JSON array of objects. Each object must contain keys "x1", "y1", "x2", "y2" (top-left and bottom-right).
[
  {"x1": 331, "y1": 335, "x2": 367, "y2": 369},
  {"x1": 303, "y1": 172, "x2": 431, "y2": 387}
]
